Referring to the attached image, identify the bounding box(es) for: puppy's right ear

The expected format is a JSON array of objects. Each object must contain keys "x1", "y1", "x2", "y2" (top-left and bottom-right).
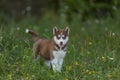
[{"x1": 53, "y1": 26, "x2": 58, "y2": 35}]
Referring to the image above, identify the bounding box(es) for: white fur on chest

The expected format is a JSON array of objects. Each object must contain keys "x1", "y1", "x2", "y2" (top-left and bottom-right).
[{"x1": 53, "y1": 50, "x2": 66, "y2": 59}]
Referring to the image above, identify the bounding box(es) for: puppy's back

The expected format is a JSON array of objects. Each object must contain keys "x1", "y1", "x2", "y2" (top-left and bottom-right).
[{"x1": 33, "y1": 39, "x2": 54, "y2": 60}]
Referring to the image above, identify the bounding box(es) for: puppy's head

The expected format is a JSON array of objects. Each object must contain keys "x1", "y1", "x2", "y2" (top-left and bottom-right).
[{"x1": 53, "y1": 26, "x2": 70, "y2": 48}]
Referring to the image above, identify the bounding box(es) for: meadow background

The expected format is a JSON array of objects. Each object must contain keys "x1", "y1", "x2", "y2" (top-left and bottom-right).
[{"x1": 0, "y1": 0, "x2": 120, "y2": 80}]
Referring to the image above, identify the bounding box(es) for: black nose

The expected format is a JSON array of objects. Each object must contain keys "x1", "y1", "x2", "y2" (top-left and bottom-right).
[{"x1": 60, "y1": 42, "x2": 63, "y2": 45}]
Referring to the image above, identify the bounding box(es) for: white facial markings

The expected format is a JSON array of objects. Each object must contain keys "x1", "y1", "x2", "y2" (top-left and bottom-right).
[
  {"x1": 53, "y1": 27, "x2": 69, "y2": 49},
  {"x1": 58, "y1": 34, "x2": 61, "y2": 39},
  {"x1": 54, "y1": 34, "x2": 69, "y2": 48},
  {"x1": 62, "y1": 35, "x2": 65, "y2": 38}
]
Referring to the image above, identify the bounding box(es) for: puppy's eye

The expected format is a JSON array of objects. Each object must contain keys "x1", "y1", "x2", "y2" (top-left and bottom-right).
[
  {"x1": 62, "y1": 35, "x2": 66, "y2": 39},
  {"x1": 57, "y1": 35, "x2": 61, "y2": 39},
  {"x1": 62, "y1": 35, "x2": 65, "y2": 38},
  {"x1": 58, "y1": 35, "x2": 61, "y2": 37}
]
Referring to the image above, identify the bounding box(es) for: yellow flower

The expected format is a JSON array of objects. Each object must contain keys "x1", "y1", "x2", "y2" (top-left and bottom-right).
[
  {"x1": 65, "y1": 78, "x2": 69, "y2": 80},
  {"x1": 25, "y1": 76, "x2": 29, "y2": 80},
  {"x1": 8, "y1": 73, "x2": 12, "y2": 80},
  {"x1": 75, "y1": 61, "x2": 79, "y2": 66},
  {"x1": 88, "y1": 41, "x2": 92, "y2": 45},
  {"x1": 88, "y1": 71, "x2": 92, "y2": 75},
  {"x1": 102, "y1": 56, "x2": 106, "y2": 62},
  {"x1": 88, "y1": 71, "x2": 96, "y2": 75},
  {"x1": 24, "y1": 73, "x2": 29, "y2": 80},
  {"x1": 68, "y1": 66, "x2": 72, "y2": 71}
]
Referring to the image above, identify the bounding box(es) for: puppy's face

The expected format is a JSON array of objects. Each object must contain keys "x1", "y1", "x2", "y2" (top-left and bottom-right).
[{"x1": 53, "y1": 27, "x2": 70, "y2": 48}]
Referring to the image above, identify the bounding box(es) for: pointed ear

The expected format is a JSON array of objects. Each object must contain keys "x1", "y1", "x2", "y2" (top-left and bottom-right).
[
  {"x1": 65, "y1": 26, "x2": 70, "y2": 35},
  {"x1": 53, "y1": 26, "x2": 58, "y2": 35}
]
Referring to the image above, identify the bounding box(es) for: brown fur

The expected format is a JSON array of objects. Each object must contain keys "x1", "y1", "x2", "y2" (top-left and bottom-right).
[
  {"x1": 26, "y1": 27, "x2": 69, "y2": 61},
  {"x1": 27, "y1": 29, "x2": 39, "y2": 42},
  {"x1": 55, "y1": 29, "x2": 68, "y2": 39},
  {"x1": 32, "y1": 38, "x2": 54, "y2": 60}
]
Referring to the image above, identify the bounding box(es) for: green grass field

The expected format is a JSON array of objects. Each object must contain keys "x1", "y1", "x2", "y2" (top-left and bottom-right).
[{"x1": 0, "y1": 16, "x2": 120, "y2": 80}]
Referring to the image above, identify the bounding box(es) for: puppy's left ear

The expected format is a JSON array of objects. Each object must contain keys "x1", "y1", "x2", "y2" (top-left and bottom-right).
[{"x1": 65, "y1": 26, "x2": 70, "y2": 35}]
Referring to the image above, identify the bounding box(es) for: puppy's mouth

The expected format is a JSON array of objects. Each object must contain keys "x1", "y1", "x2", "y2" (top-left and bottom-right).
[{"x1": 59, "y1": 42, "x2": 64, "y2": 47}]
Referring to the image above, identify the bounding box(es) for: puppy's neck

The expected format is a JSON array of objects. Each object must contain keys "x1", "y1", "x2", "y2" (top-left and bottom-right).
[{"x1": 54, "y1": 42, "x2": 67, "y2": 51}]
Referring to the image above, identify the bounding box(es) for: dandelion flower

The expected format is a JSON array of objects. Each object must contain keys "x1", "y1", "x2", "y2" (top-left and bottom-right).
[
  {"x1": 25, "y1": 76, "x2": 29, "y2": 80},
  {"x1": 88, "y1": 71, "x2": 92, "y2": 75},
  {"x1": 75, "y1": 61, "x2": 79, "y2": 66},
  {"x1": 88, "y1": 41, "x2": 92, "y2": 45},
  {"x1": 102, "y1": 56, "x2": 106, "y2": 62},
  {"x1": 8, "y1": 73, "x2": 12, "y2": 80},
  {"x1": 68, "y1": 66, "x2": 72, "y2": 71}
]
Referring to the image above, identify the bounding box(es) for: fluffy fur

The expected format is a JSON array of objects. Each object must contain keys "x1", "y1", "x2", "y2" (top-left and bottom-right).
[{"x1": 26, "y1": 27, "x2": 70, "y2": 72}]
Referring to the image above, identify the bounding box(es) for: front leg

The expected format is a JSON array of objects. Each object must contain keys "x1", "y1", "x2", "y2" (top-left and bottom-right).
[
  {"x1": 57, "y1": 59, "x2": 64, "y2": 72},
  {"x1": 51, "y1": 58, "x2": 64, "y2": 72},
  {"x1": 51, "y1": 58, "x2": 59, "y2": 72}
]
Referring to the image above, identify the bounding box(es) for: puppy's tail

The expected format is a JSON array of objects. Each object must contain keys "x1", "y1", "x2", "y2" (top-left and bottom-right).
[{"x1": 26, "y1": 29, "x2": 39, "y2": 42}]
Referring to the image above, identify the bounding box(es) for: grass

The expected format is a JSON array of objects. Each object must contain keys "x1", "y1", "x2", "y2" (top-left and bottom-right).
[{"x1": 0, "y1": 15, "x2": 120, "y2": 80}]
